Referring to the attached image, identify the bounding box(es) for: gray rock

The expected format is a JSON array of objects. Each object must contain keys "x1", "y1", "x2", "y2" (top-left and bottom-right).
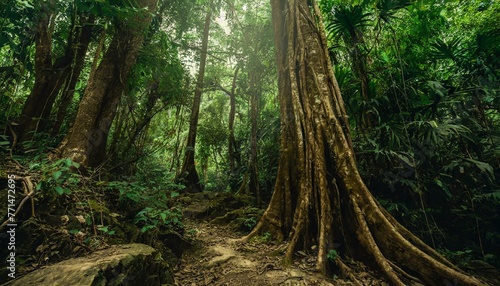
[{"x1": 2, "y1": 243, "x2": 173, "y2": 286}]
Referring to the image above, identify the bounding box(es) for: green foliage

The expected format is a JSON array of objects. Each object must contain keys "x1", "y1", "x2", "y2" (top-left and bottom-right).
[
  {"x1": 97, "y1": 225, "x2": 116, "y2": 236},
  {"x1": 0, "y1": 135, "x2": 10, "y2": 152},
  {"x1": 429, "y1": 38, "x2": 466, "y2": 62},
  {"x1": 77, "y1": 0, "x2": 148, "y2": 21},
  {"x1": 106, "y1": 180, "x2": 147, "y2": 203},
  {"x1": 375, "y1": 0, "x2": 413, "y2": 25},
  {"x1": 134, "y1": 206, "x2": 183, "y2": 233},
  {"x1": 322, "y1": 0, "x2": 500, "y2": 266},
  {"x1": 238, "y1": 207, "x2": 264, "y2": 230},
  {"x1": 326, "y1": 4, "x2": 371, "y2": 42},
  {"x1": 106, "y1": 169, "x2": 185, "y2": 234},
  {"x1": 243, "y1": 216, "x2": 257, "y2": 230},
  {"x1": 327, "y1": 249, "x2": 338, "y2": 262},
  {"x1": 251, "y1": 231, "x2": 271, "y2": 243},
  {"x1": 107, "y1": 160, "x2": 185, "y2": 202},
  {"x1": 438, "y1": 247, "x2": 497, "y2": 267},
  {"x1": 31, "y1": 158, "x2": 81, "y2": 196},
  {"x1": 1, "y1": 0, "x2": 498, "y2": 271}
]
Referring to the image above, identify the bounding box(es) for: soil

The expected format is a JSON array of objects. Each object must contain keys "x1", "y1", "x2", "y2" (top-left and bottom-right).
[{"x1": 173, "y1": 220, "x2": 388, "y2": 286}]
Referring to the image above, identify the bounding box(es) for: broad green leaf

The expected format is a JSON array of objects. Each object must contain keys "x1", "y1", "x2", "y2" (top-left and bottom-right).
[
  {"x1": 54, "y1": 186, "x2": 65, "y2": 195},
  {"x1": 53, "y1": 171, "x2": 63, "y2": 180}
]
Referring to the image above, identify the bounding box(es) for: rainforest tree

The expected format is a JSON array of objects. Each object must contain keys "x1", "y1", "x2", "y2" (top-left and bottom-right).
[
  {"x1": 16, "y1": 0, "x2": 94, "y2": 143},
  {"x1": 179, "y1": 8, "x2": 212, "y2": 191},
  {"x1": 54, "y1": 0, "x2": 158, "y2": 167},
  {"x1": 245, "y1": 0, "x2": 486, "y2": 285}
]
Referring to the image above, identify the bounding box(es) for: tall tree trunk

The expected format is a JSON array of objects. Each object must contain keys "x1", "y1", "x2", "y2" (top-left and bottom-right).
[
  {"x1": 228, "y1": 65, "x2": 241, "y2": 191},
  {"x1": 351, "y1": 43, "x2": 373, "y2": 129},
  {"x1": 50, "y1": 14, "x2": 95, "y2": 136},
  {"x1": 245, "y1": 1, "x2": 485, "y2": 285},
  {"x1": 179, "y1": 10, "x2": 212, "y2": 191},
  {"x1": 16, "y1": 1, "x2": 56, "y2": 142},
  {"x1": 54, "y1": 0, "x2": 158, "y2": 168},
  {"x1": 120, "y1": 89, "x2": 161, "y2": 157},
  {"x1": 17, "y1": 3, "x2": 93, "y2": 142},
  {"x1": 228, "y1": 65, "x2": 240, "y2": 175},
  {"x1": 248, "y1": 70, "x2": 261, "y2": 207},
  {"x1": 108, "y1": 99, "x2": 127, "y2": 160},
  {"x1": 170, "y1": 106, "x2": 185, "y2": 173}
]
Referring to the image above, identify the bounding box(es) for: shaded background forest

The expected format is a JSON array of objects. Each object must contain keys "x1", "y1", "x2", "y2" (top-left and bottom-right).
[{"x1": 1, "y1": 0, "x2": 499, "y2": 270}]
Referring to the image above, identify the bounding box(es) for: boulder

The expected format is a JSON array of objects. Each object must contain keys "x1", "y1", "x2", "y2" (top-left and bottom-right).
[{"x1": 1, "y1": 243, "x2": 173, "y2": 286}]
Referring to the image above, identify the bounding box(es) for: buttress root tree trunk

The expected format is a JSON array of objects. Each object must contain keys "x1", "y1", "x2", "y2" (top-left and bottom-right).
[{"x1": 245, "y1": 1, "x2": 487, "y2": 285}]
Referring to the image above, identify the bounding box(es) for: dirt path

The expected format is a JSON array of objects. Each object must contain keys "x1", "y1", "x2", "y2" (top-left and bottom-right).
[{"x1": 173, "y1": 220, "x2": 385, "y2": 286}]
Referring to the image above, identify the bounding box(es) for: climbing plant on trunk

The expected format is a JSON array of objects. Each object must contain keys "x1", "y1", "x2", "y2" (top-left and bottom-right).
[{"x1": 245, "y1": 0, "x2": 486, "y2": 285}]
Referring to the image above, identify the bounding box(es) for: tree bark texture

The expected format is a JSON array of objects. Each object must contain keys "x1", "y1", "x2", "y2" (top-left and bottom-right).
[
  {"x1": 245, "y1": 1, "x2": 486, "y2": 285},
  {"x1": 179, "y1": 10, "x2": 212, "y2": 191},
  {"x1": 18, "y1": 2, "x2": 93, "y2": 142},
  {"x1": 55, "y1": 0, "x2": 158, "y2": 167},
  {"x1": 50, "y1": 15, "x2": 98, "y2": 136}
]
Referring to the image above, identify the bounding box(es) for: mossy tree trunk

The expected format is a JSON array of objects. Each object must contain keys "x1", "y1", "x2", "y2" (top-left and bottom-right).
[
  {"x1": 245, "y1": 0, "x2": 486, "y2": 285},
  {"x1": 54, "y1": 0, "x2": 158, "y2": 167}
]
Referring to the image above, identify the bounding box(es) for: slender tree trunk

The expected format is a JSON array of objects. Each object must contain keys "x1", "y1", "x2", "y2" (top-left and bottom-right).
[
  {"x1": 228, "y1": 65, "x2": 241, "y2": 191},
  {"x1": 54, "y1": 0, "x2": 158, "y2": 167},
  {"x1": 108, "y1": 100, "x2": 127, "y2": 160},
  {"x1": 179, "y1": 10, "x2": 212, "y2": 191},
  {"x1": 245, "y1": 1, "x2": 485, "y2": 285},
  {"x1": 228, "y1": 65, "x2": 240, "y2": 175},
  {"x1": 170, "y1": 106, "x2": 185, "y2": 173},
  {"x1": 120, "y1": 90, "x2": 161, "y2": 156},
  {"x1": 248, "y1": 71, "x2": 261, "y2": 207},
  {"x1": 352, "y1": 43, "x2": 373, "y2": 129},
  {"x1": 87, "y1": 28, "x2": 107, "y2": 85},
  {"x1": 51, "y1": 14, "x2": 94, "y2": 136},
  {"x1": 345, "y1": 31, "x2": 373, "y2": 130}
]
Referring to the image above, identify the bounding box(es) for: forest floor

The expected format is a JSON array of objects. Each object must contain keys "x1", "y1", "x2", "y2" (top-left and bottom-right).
[{"x1": 172, "y1": 219, "x2": 388, "y2": 286}]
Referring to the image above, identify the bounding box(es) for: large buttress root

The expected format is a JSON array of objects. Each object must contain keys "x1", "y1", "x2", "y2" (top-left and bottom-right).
[
  {"x1": 244, "y1": 0, "x2": 488, "y2": 285},
  {"x1": 245, "y1": 176, "x2": 487, "y2": 285}
]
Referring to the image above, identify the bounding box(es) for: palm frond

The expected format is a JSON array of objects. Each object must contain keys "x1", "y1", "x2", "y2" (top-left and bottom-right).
[
  {"x1": 376, "y1": 0, "x2": 414, "y2": 24},
  {"x1": 475, "y1": 28, "x2": 500, "y2": 54},
  {"x1": 326, "y1": 5, "x2": 372, "y2": 42},
  {"x1": 407, "y1": 120, "x2": 471, "y2": 145},
  {"x1": 429, "y1": 38, "x2": 466, "y2": 62}
]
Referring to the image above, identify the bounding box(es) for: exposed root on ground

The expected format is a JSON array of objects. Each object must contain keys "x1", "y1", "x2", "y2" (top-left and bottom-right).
[{"x1": 174, "y1": 220, "x2": 388, "y2": 286}]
